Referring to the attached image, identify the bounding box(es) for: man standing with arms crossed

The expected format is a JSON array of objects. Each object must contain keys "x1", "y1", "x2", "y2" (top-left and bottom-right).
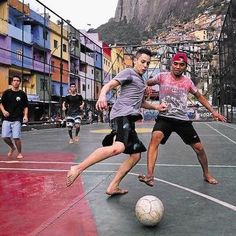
[{"x1": 0, "y1": 75, "x2": 28, "y2": 159}]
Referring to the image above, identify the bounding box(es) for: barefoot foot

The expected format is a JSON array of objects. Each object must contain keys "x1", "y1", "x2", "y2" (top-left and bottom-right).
[
  {"x1": 69, "y1": 139, "x2": 74, "y2": 144},
  {"x1": 66, "y1": 166, "x2": 82, "y2": 187},
  {"x1": 204, "y1": 174, "x2": 218, "y2": 184},
  {"x1": 74, "y1": 136, "x2": 79, "y2": 142},
  {"x1": 16, "y1": 153, "x2": 24, "y2": 159},
  {"x1": 7, "y1": 147, "x2": 16, "y2": 158},
  {"x1": 106, "y1": 187, "x2": 128, "y2": 196},
  {"x1": 138, "y1": 175, "x2": 154, "y2": 187}
]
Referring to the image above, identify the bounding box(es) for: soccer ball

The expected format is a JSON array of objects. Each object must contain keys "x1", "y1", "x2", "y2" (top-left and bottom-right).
[{"x1": 135, "y1": 195, "x2": 164, "y2": 226}]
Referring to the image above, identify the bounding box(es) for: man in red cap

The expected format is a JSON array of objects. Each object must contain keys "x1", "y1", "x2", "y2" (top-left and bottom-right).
[{"x1": 139, "y1": 51, "x2": 226, "y2": 186}]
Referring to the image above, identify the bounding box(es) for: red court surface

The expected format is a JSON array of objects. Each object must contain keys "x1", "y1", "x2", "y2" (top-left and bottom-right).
[{"x1": 0, "y1": 152, "x2": 98, "y2": 236}]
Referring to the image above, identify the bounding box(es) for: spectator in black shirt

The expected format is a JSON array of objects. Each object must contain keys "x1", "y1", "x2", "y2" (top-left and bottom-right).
[
  {"x1": 0, "y1": 75, "x2": 28, "y2": 159},
  {"x1": 62, "y1": 83, "x2": 84, "y2": 144}
]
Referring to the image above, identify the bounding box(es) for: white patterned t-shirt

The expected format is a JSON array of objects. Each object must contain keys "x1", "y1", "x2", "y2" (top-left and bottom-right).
[{"x1": 153, "y1": 72, "x2": 198, "y2": 120}]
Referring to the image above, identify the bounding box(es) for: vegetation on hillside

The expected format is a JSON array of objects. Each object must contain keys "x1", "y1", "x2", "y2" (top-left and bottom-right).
[{"x1": 91, "y1": 0, "x2": 229, "y2": 45}]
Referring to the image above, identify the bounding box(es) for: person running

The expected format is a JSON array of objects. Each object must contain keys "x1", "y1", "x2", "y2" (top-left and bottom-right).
[
  {"x1": 66, "y1": 48, "x2": 167, "y2": 195},
  {"x1": 138, "y1": 52, "x2": 226, "y2": 187},
  {"x1": 62, "y1": 83, "x2": 84, "y2": 144},
  {"x1": 0, "y1": 75, "x2": 29, "y2": 159}
]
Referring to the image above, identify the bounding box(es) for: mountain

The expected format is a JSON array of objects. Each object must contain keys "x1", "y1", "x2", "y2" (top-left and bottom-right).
[{"x1": 92, "y1": 0, "x2": 229, "y2": 45}]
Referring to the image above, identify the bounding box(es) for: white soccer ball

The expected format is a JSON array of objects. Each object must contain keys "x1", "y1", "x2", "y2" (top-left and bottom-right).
[{"x1": 135, "y1": 195, "x2": 164, "y2": 226}]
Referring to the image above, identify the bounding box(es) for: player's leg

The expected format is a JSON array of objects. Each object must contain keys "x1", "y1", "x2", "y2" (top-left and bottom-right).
[
  {"x1": 177, "y1": 122, "x2": 218, "y2": 184},
  {"x1": 2, "y1": 121, "x2": 16, "y2": 157},
  {"x1": 139, "y1": 118, "x2": 170, "y2": 186},
  {"x1": 106, "y1": 120, "x2": 146, "y2": 195},
  {"x1": 66, "y1": 116, "x2": 74, "y2": 143},
  {"x1": 191, "y1": 142, "x2": 218, "y2": 184},
  {"x1": 106, "y1": 153, "x2": 141, "y2": 196},
  {"x1": 67, "y1": 116, "x2": 129, "y2": 187},
  {"x1": 74, "y1": 116, "x2": 82, "y2": 142},
  {"x1": 66, "y1": 141, "x2": 125, "y2": 186},
  {"x1": 12, "y1": 121, "x2": 23, "y2": 159}
]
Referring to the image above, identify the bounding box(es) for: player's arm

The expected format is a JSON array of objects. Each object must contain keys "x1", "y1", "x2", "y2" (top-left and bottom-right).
[
  {"x1": 142, "y1": 101, "x2": 167, "y2": 111},
  {"x1": 23, "y1": 107, "x2": 28, "y2": 123},
  {"x1": 0, "y1": 95, "x2": 9, "y2": 117},
  {"x1": 96, "y1": 79, "x2": 120, "y2": 111},
  {"x1": 80, "y1": 100, "x2": 85, "y2": 110},
  {"x1": 194, "y1": 91, "x2": 226, "y2": 122},
  {"x1": 22, "y1": 93, "x2": 29, "y2": 123},
  {"x1": 146, "y1": 77, "x2": 158, "y2": 86},
  {"x1": 62, "y1": 101, "x2": 67, "y2": 111}
]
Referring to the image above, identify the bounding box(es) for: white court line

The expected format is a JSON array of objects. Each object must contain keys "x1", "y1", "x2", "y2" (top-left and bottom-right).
[
  {"x1": 129, "y1": 172, "x2": 236, "y2": 212},
  {"x1": 217, "y1": 122, "x2": 236, "y2": 130},
  {"x1": 0, "y1": 160, "x2": 236, "y2": 168},
  {"x1": 0, "y1": 166, "x2": 235, "y2": 212},
  {"x1": 0, "y1": 167, "x2": 114, "y2": 173},
  {"x1": 205, "y1": 123, "x2": 236, "y2": 144}
]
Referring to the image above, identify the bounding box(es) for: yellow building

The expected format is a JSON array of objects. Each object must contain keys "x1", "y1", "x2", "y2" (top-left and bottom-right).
[
  {"x1": 111, "y1": 47, "x2": 124, "y2": 77},
  {"x1": 194, "y1": 29, "x2": 208, "y2": 41}
]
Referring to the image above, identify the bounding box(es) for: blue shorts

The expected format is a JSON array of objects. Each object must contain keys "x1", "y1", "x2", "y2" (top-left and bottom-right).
[
  {"x1": 66, "y1": 115, "x2": 82, "y2": 127},
  {"x1": 1, "y1": 120, "x2": 22, "y2": 139}
]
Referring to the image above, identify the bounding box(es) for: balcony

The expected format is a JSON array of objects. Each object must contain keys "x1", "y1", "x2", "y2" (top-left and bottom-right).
[
  {"x1": 33, "y1": 60, "x2": 50, "y2": 73},
  {"x1": 80, "y1": 52, "x2": 94, "y2": 66},
  {"x1": 8, "y1": 24, "x2": 31, "y2": 44}
]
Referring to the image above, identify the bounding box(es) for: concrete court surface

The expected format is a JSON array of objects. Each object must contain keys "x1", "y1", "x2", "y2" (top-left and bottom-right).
[{"x1": 0, "y1": 121, "x2": 236, "y2": 236}]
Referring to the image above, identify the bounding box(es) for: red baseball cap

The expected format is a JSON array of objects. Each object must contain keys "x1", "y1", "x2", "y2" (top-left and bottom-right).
[{"x1": 172, "y1": 52, "x2": 188, "y2": 64}]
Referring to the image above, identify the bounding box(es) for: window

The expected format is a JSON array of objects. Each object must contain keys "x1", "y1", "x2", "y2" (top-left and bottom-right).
[
  {"x1": 51, "y1": 61, "x2": 55, "y2": 72},
  {"x1": 43, "y1": 30, "x2": 48, "y2": 40},
  {"x1": 54, "y1": 40, "x2": 58, "y2": 48},
  {"x1": 61, "y1": 63, "x2": 63, "y2": 74},
  {"x1": 63, "y1": 44, "x2": 67, "y2": 52},
  {"x1": 40, "y1": 78, "x2": 48, "y2": 91},
  {"x1": 51, "y1": 84, "x2": 56, "y2": 94},
  {"x1": 82, "y1": 84, "x2": 86, "y2": 91},
  {"x1": 16, "y1": 49, "x2": 22, "y2": 61}
]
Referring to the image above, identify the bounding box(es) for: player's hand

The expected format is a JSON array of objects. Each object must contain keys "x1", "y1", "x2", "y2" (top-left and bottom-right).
[
  {"x1": 2, "y1": 110, "x2": 10, "y2": 117},
  {"x1": 145, "y1": 86, "x2": 152, "y2": 96},
  {"x1": 158, "y1": 102, "x2": 168, "y2": 111},
  {"x1": 212, "y1": 111, "x2": 226, "y2": 122},
  {"x1": 23, "y1": 117, "x2": 28, "y2": 123},
  {"x1": 96, "y1": 96, "x2": 107, "y2": 111}
]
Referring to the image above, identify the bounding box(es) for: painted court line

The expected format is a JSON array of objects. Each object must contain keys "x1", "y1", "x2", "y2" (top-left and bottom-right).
[
  {"x1": 218, "y1": 122, "x2": 236, "y2": 130},
  {"x1": 1, "y1": 166, "x2": 235, "y2": 212},
  {"x1": 29, "y1": 176, "x2": 106, "y2": 236},
  {"x1": 0, "y1": 167, "x2": 115, "y2": 173},
  {"x1": 205, "y1": 123, "x2": 236, "y2": 144},
  {"x1": 1, "y1": 160, "x2": 236, "y2": 168},
  {"x1": 1, "y1": 161, "x2": 236, "y2": 168},
  {"x1": 129, "y1": 173, "x2": 236, "y2": 212}
]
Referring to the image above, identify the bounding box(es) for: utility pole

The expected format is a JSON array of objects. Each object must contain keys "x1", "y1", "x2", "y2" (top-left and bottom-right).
[{"x1": 60, "y1": 20, "x2": 63, "y2": 118}]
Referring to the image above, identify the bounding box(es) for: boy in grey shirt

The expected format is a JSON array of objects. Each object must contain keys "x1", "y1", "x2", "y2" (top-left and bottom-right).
[{"x1": 66, "y1": 48, "x2": 167, "y2": 195}]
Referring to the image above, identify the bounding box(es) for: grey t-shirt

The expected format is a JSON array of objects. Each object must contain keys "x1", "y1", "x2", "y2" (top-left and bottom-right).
[{"x1": 110, "y1": 68, "x2": 146, "y2": 120}]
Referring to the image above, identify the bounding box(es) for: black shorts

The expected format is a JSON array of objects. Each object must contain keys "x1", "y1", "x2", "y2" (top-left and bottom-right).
[
  {"x1": 102, "y1": 116, "x2": 146, "y2": 154},
  {"x1": 153, "y1": 116, "x2": 201, "y2": 145}
]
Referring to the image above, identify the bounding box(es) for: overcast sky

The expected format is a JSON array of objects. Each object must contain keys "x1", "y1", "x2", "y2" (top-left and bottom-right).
[{"x1": 28, "y1": 0, "x2": 118, "y2": 30}]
